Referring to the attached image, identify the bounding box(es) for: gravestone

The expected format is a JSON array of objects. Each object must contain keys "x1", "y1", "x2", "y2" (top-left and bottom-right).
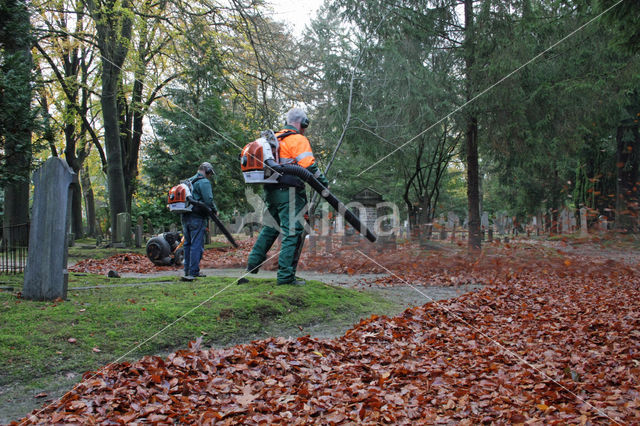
[
  {"x1": 481, "y1": 212, "x2": 489, "y2": 230},
  {"x1": 135, "y1": 217, "x2": 143, "y2": 248},
  {"x1": 560, "y1": 208, "x2": 570, "y2": 234},
  {"x1": 23, "y1": 157, "x2": 77, "y2": 301},
  {"x1": 569, "y1": 211, "x2": 576, "y2": 233},
  {"x1": 438, "y1": 215, "x2": 446, "y2": 240},
  {"x1": 495, "y1": 213, "x2": 506, "y2": 235},
  {"x1": 580, "y1": 208, "x2": 588, "y2": 237},
  {"x1": 599, "y1": 215, "x2": 608, "y2": 232},
  {"x1": 351, "y1": 188, "x2": 384, "y2": 234},
  {"x1": 335, "y1": 215, "x2": 344, "y2": 235},
  {"x1": 114, "y1": 212, "x2": 131, "y2": 247}
]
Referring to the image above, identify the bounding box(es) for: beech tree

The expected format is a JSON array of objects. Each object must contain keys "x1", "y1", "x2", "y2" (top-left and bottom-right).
[{"x1": 0, "y1": 0, "x2": 33, "y2": 244}]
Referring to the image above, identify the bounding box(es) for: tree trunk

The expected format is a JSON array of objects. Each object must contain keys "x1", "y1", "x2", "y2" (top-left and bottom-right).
[
  {"x1": 466, "y1": 117, "x2": 482, "y2": 248},
  {"x1": 102, "y1": 66, "x2": 128, "y2": 242},
  {"x1": 615, "y1": 124, "x2": 640, "y2": 231},
  {"x1": 87, "y1": 0, "x2": 132, "y2": 243},
  {"x1": 81, "y1": 164, "x2": 96, "y2": 237},
  {"x1": 464, "y1": 0, "x2": 481, "y2": 249},
  {"x1": 123, "y1": 77, "x2": 144, "y2": 212},
  {"x1": 1, "y1": 0, "x2": 33, "y2": 246}
]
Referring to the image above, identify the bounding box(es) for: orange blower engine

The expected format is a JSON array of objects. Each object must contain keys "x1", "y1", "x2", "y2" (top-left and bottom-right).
[
  {"x1": 240, "y1": 130, "x2": 281, "y2": 184},
  {"x1": 167, "y1": 182, "x2": 194, "y2": 213}
]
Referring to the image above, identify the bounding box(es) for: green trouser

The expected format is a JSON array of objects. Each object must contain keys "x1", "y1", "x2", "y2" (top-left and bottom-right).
[{"x1": 247, "y1": 186, "x2": 307, "y2": 284}]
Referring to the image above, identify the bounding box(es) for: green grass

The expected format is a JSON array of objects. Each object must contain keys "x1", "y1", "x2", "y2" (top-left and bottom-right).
[{"x1": 0, "y1": 273, "x2": 397, "y2": 389}]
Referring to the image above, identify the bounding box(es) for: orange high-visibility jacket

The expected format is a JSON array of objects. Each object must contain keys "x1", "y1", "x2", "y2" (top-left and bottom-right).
[{"x1": 276, "y1": 129, "x2": 316, "y2": 168}]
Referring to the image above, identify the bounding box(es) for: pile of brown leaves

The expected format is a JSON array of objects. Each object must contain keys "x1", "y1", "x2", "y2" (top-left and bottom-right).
[
  {"x1": 19, "y1": 250, "x2": 640, "y2": 424},
  {"x1": 69, "y1": 253, "x2": 170, "y2": 275}
]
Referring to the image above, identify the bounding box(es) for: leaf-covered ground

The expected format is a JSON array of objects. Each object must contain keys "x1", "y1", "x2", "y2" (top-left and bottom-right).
[{"x1": 20, "y1": 242, "x2": 640, "y2": 424}]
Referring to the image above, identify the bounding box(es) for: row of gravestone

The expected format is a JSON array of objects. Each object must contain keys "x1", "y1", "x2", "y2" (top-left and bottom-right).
[{"x1": 22, "y1": 158, "x2": 600, "y2": 301}]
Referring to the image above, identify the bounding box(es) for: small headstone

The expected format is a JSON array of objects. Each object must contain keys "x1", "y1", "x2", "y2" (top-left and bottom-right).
[
  {"x1": 488, "y1": 228, "x2": 494, "y2": 242},
  {"x1": 335, "y1": 215, "x2": 344, "y2": 235},
  {"x1": 481, "y1": 212, "x2": 489, "y2": 230},
  {"x1": 169, "y1": 223, "x2": 177, "y2": 233},
  {"x1": 116, "y1": 212, "x2": 132, "y2": 245},
  {"x1": 599, "y1": 215, "x2": 608, "y2": 232},
  {"x1": 135, "y1": 224, "x2": 143, "y2": 248},
  {"x1": 560, "y1": 208, "x2": 570, "y2": 234},
  {"x1": 580, "y1": 208, "x2": 588, "y2": 237},
  {"x1": 23, "y1": 157, "x2": 77, "y2": 301},
  {"x1": 569, "y1": 211, "x2": 577, "y2": 233}
]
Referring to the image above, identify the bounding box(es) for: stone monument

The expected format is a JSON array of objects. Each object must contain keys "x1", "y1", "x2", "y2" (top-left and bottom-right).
[{"x1": 23, "y1": 157, "x2": 77, "y2": 301}]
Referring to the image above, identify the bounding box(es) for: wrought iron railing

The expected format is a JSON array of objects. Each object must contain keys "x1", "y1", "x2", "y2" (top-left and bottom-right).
[{"x1": 0, "y1": 223, "x2": 29, "y2": 274}]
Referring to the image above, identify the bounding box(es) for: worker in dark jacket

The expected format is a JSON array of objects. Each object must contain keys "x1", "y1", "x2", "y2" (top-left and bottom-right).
[
  {"x1": 244, "y1": 107, "x2": 329, "y2": 285},
  {"x1": 181, "y1": 162, "x2": 217, "y2": 282}
]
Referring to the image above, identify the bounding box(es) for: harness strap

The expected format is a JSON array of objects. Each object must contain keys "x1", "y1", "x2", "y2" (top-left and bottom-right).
[{"x1": 277, "y1": 130, "x2": 297, "y2": 140}]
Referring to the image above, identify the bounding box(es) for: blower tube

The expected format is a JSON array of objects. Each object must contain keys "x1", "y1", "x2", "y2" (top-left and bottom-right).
[
  {"x1": 280, "y1": 164, "x2": 377, "y2": 243},
  {"x1": 186, "y1": 196, "x2": 239, "y2": 248}
]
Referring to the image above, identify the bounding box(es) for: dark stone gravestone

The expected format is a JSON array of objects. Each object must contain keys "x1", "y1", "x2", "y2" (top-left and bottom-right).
[
  {"x1": 113, "y1": 212, "x2": 131, "y2": 248},
  {"x1": 135, "y1": 217, "x2": 143, "y2": 248},
  {"x1": 23, "y1": 157, "x2": 77, "y2": 301}
]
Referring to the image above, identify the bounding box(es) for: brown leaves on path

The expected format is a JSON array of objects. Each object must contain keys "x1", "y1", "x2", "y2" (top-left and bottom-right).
[{"x1": 18, "y1": 248, "x2": 640, "y2": 424}]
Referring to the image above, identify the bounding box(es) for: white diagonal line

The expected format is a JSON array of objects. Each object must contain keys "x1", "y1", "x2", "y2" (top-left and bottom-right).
[
  {"x1": 355, "y1": 249, "x2": 622, "y2": 425},
  {"x1": 357, "y1": 0, "x2": 625, "y2": 177},
  {"x1": 21, "y1": 251, "x2": 279, "y2": 425}
]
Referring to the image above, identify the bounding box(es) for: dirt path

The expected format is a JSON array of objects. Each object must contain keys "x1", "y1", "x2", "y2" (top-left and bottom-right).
[{"x1": 120, "y1": 267, "x2": 482, "y2": 311}]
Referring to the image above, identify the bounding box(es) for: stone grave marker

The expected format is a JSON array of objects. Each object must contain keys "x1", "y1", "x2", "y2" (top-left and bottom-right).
[
  {"x1": 560, "y1": 208, "x2": 570, "y2": 234},
  {"x1": 335, "y1": 215, "x2": 344, "y2": 235},
  {"x1": 580, "y1": 208, "x2": 588, "y2": 237},
  {"x1": 23, "y1": 157, "x2": 77, "y2": 301},
  {"x1": 135, "y1": 217, "x2": 143, "y2": 248},
  {"x1": 113, "y1": 212, "x2": 131, "y2": 247},
  {"x1": 481, "y1": 212, "x2": 489, "y2": 230},
  {"x1": 495, "y1": 213, "x2": 505, "y2": 235}
]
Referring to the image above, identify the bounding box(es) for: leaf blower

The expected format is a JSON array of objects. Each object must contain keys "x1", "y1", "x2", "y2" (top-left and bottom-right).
[
  {"x1": 146, "y1": 231, "x2": 184, "y2": 266},
  {"x1": 240, "y1": 130, "x2": 377, "y2": 242},
  {"x1": 167, "y1": 179, "x2": 238, "y2": 248}
]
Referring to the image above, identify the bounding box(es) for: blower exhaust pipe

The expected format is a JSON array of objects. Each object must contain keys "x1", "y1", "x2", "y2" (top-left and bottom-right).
[{"x1": 280, "y1": 164, "x2": 377, "y2": 242}]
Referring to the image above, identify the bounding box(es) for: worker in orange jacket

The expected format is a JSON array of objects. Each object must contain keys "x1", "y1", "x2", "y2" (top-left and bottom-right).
[{"x1": 243, "y1": 107, "x2": 328, "y2": 285}]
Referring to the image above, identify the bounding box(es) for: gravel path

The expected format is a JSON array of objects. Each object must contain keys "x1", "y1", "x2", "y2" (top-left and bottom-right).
[{"x1": 119, "y1": 267, "x2": 483, "y2": 311}]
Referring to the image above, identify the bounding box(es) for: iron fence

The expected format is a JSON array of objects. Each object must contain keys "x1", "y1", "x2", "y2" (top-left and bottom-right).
[{"x1": 1, "y1": 223, "x2": 29, "y2": 274}]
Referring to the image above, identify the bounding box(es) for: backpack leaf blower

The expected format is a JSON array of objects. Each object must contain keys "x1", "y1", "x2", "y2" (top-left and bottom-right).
[{"x1": 240, "y1": 131, "x2": 377, "y2": 243}]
